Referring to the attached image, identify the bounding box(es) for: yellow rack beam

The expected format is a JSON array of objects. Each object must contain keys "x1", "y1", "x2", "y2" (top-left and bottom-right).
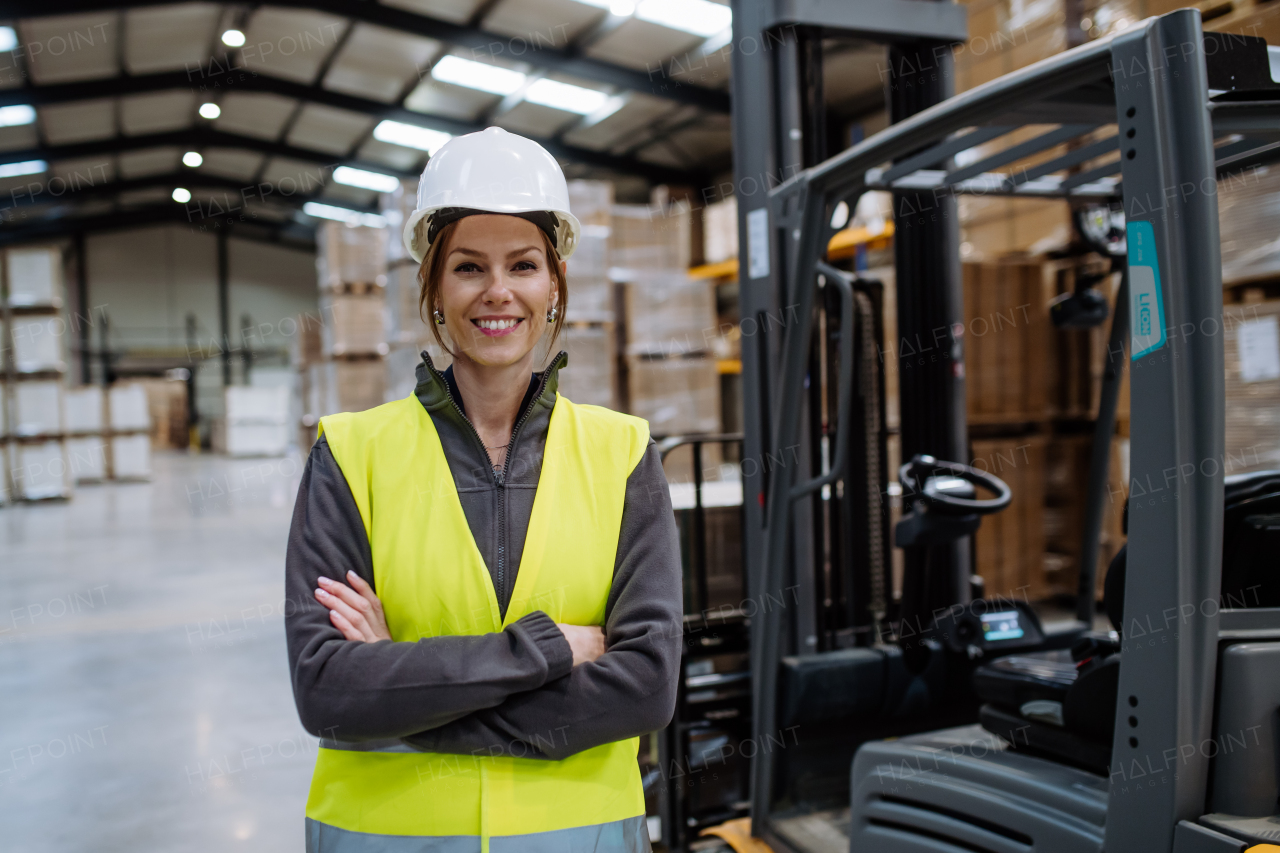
[{"x1": 688, "y1": 220, "x2": 895, "y2": 281}]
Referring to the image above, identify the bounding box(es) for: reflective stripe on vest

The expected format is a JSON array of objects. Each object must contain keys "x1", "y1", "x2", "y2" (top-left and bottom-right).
[
  {"x1": 308, "y1": 394, "x2": 650, "y2": 852},
  {"x1": 306, "y1": 814, "x2": 650, "y2": 852}
]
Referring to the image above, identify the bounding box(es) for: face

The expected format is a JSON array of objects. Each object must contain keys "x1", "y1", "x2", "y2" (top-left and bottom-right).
[{"x1": 435, "y1": 215, "x2": 563, "y2": 369}]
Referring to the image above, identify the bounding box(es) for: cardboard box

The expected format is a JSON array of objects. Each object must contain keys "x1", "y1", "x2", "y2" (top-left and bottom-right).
[
  {"x1": 320, "y1": 291, "x2": 389, "y2": 356},
  {"x1": 226, "y1": 385, "x2": 289, "y2": 425},
  {"x1": 5, "y1": 246, "x2": 62, "y2": 307},
  {"x1": 971, "y1": 434, "x2": 1047, "y2": 601},
  {"x1": 317, "y1": 358, "x2": 388, "y2": 416},
  {"x1": 1218, "y1": 163, "x2": 1280, "y2": 285},
  {"x1": 610, "y1": 203, "x2": 692, "y2": 276},
  {"x1": 567, "y1": 179, "x2": 613, "y2": 229},
  {"x1": 134, "y1": 378, "x2": 188, "y2": 449},
  {"x1": 380, "y1": 179, "x2": 418, "y2": 264},
  {"x1": 963, "y1": 261, "x2": 1050, "y2": 424},
  {"x1": 1224, "y1": 301, "x2": 1280, "y2": 474},
  {"x1": 703, "y1": 196, "x2": 738, "y2": 265},
  {"x1": 1043, "y1": 434, "x2": 1129, "y2": 600},
  {"x1": 12, "y1": 439, "x2": 71, "y2": 500},
  {"x1": 225, "y1": 423, "x2": 288, "y2": 458},
  {"x1": 65, "y1": 386, "x2": 104, "y2": 434},
  {"x1": 626, "y1": 355, "x2": 721, "y2": 437},
  {"x1": 13, "y1": 380, "x2": 63, "y2": 436},
  {"x1": 558, "y1": 324, "x2": 618, "y2": 409},
  {"x1": 292, "y1": 311, "x2": 326, "y2": 367},
  {"x1": 316, "y1": 221, "x2": 388, "y2": 289},
  {"x1": 107, "y1": 383, "x2": 151, "y2": 432},
  {"x1": 9, "y1": 315, "x2": 67, "y2": 373},
  {"x1": 623, "y1": 275, "x2": 716, "y2": 357},
  {"x1": 66, "y1": 435, "x2": 108, "y2": 483},
  {"x1": 384, "y1": 264, "x2": 426, "y2": 347},
  {"x1": 110, "y1": 433, "x2": 151, "y2": 478}
]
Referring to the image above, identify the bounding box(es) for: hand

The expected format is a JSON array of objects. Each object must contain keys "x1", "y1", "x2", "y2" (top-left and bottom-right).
[
  {"x1": 556, "y1": 624, "x2": 606, "y2": 666},
  {"x1": 315, "y1": 571, "x2": 392, "y2": 643}
]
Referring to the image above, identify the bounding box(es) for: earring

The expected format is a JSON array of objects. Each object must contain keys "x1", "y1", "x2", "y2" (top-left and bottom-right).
[
  {"x1": 433, "y1": 309, "x2": 445, "y2": 325},
  {"x1": 546, "y1": 307, "x2": 558, "y2": 323}
]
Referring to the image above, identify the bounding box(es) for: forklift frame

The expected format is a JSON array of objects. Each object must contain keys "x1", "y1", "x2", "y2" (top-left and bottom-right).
[{"x1": 737, "y1": 7, "x2": 1280, "y2": 852}]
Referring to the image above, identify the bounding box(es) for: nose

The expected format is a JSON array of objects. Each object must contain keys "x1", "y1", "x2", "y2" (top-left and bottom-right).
[{"x1": 481, "y1": 270, "x2": 514, "y2": 304}]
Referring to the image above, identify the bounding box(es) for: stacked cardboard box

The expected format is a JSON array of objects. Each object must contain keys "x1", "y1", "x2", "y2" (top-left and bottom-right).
[
  {"x1": 970, "y1": 435, "x2": 1049, "y2": 601},
  {"x1": 224, "y1": 385, "x2": 290, "y2": 457},
  {"x1": 1219, "y1": 164, "x2": 1280, "y2": 285},
  {"x1": 299, "y1": 222, "x2": 391, "y2": 444},
  {"x1": 963, "y1": 261, "x2": 1051, "y2": 424},
  {"x1": 4, "y1": 247, "x2": 72, "y2": 502},
  {"x1": 611, "y1": 198, "x2": 722, "y2": 483},
  {"x1": 1224, "y1": 300, "x2": 1280, "y2": 474},
  {"x1": 1043, "y1": 434, "x2": 1129, "y2": 600},
  {"x1": 65, "y1": 386, "x2": 107, "y2": 483},
  {"x1": 566, "y1": 180, "x2": 616, "y2": 325},
  {"x1": 107, "y1": 383, "x2": 152, "y2": 480},
  {"x1": 702, "y1": 196, "x2": 738, "y2": 266},
  {"x1": 317, "y1": 221, "x2": 389, "y2": 290}
]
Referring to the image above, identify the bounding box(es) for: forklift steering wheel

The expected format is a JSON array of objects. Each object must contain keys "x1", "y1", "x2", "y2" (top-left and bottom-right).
[{"x1": 900, "y1": 455, "x2": 1013, "y2": 516}]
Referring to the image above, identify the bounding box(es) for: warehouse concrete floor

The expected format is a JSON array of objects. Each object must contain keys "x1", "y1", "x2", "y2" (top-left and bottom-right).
[{"x1": 0, "y1": 451, "x2": 312, "y2": 853}]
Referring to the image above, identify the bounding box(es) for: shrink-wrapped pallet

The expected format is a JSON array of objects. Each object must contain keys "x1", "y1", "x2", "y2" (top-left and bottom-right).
[{"x1": 316, "y1": 222, "x2": 388, "y2": 289}]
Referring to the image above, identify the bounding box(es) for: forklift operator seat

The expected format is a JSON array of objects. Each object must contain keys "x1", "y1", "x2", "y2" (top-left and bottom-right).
[{"x1": 849, "y1": 470, "x2": 1280, "y2": 852}]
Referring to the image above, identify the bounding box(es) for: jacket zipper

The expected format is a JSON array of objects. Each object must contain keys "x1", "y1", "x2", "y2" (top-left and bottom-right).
[{"x1": 424, "y1": 353, "x2": 564, "y2": 615}]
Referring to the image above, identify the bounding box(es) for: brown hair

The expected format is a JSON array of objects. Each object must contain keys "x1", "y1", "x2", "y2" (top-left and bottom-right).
[{"x1": 417, "y1": 218, "x2": 569, "y2": 356}]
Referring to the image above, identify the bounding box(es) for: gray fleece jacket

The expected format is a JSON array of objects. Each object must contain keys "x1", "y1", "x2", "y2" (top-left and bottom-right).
[{"x1": 284, "y1": 351, "x2": 683, "y2": 760}]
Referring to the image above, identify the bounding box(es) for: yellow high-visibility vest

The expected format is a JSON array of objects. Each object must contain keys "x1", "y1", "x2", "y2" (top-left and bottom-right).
[{"x1": 306, "y1": 393, "x2": 650, "y2": 853}]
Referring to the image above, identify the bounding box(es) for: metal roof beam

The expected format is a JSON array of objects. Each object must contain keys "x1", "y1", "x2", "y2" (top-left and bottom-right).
[
  {"x1": 4, "y1": 0, "x2": 729, "y2": 114},
  {"x1": 1, "y1": 71, "x2": 705, "y2": 183}
]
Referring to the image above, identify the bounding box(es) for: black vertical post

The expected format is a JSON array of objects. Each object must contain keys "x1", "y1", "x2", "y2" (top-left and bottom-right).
[
  {"x1": 74, "y1": 233, "x2": 91, "y2": 384},
  {"x1": 887, "y1": 31, "x2": 971, "y2": 659},
  {"x1": 692, "y1": 441, "x2": 709, "y2": 615},
  {"x1": 217, "y1": 229, "x2": 231, "y2": 386}
]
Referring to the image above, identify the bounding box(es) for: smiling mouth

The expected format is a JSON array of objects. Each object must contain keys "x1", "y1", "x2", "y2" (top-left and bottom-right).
[{"x1": 472, "y1": 317, "x2": 523, "y2": 337}]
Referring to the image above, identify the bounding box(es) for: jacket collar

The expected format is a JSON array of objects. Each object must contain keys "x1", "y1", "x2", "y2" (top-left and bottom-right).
[{"x1": 413, "y1": 350, "x2": 567, "y2": 420}]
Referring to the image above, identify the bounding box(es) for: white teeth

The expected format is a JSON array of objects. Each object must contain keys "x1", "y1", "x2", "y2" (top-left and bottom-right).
[{"x1": 477, "y1": 319, "x2": 518, "y2": 330}]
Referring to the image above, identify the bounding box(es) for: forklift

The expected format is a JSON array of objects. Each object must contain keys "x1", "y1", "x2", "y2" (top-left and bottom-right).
[{"x1": 723, "y1": 4, "x2": 1280, "y2": 852}]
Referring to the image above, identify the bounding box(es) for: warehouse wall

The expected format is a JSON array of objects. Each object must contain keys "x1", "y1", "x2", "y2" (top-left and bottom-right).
[{"x1": 86, "y1": 225, "x2": 317, "y2": 352}]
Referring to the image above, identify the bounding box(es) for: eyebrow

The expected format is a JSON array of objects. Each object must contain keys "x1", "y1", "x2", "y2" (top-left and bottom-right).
[{"x1": 449, "y1": 245, "x2": 542, "y2": 260}]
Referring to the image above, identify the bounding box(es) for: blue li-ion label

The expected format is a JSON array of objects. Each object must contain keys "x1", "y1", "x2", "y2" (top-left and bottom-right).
[{"x1": 1127, "y1": 220, "x2": 1166, "y2": 360}]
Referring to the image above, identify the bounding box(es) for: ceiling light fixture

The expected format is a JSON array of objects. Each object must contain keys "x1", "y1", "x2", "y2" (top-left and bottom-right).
[
  {"x1": 333, "y1": 166, "x2": 401, "y2": 193},
  {"x1": 182, "y1": 151, "x2": 203, "y2": 167},
  {"x1": 302, "y1": 202, "x2": 386, "y2": 228},
  {"x1": 221, "y1": 29, "x2": 246, "y2": 48},
  {"x1": 524, "y1": 79, "x2": 610, "y2": 115},
  {"x1": 0, "y1": 160, "x2": 47, "y2": 179},
  {"x1": 198, "y1": 103, "x2": 220, "y2": 120},
  {"x1": 431, "y1": 55, "x2": 526, "y2": 96},
  {"x1": 635, "y1": 0, "x2": 732, "y2": 37},
  {"x1": 172, "y1": 188, "x2": 192, "y2": 203},
  {"x1": 0, "y1": 104, "x2": 37, "y2": 127},
  {"x1": 372, "y1": 120, "x2": 452, "y2": 154}
]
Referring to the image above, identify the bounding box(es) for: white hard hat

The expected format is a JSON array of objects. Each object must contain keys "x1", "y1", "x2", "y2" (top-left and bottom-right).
[{"x1": 402, "y1": 126, "x2": 581, "y2": 263}]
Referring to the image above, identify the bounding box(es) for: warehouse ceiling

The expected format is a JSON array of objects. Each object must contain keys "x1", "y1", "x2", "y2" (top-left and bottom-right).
[{"x1": 0, "y1": 0, "x2": 740, "y2": 245}]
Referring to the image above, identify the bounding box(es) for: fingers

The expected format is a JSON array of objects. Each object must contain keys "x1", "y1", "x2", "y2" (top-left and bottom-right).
[
  {"x1": 328, "y1": 609, "x2": 364, "y2": 642},
  {"x1": 345, "y1": 571, "x2": 385, "y2": 617},
  {"x1": 315, "y1": 578, "x2": 374, "y2": 641}
]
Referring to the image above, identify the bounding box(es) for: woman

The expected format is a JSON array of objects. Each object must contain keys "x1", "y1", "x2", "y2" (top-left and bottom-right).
[{"x1": 285, "y1": 127, "x2": 682, "y2": 853}]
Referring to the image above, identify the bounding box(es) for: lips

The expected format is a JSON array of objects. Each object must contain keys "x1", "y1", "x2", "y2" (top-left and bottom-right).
[{"x1": 472, "y1": 317, "x2": 523, "y2": 337}]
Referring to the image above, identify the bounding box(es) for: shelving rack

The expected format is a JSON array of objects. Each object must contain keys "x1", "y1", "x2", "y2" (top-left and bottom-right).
[{"x1": 737, "y1": 7, "x2": 1280, "y2": 852}]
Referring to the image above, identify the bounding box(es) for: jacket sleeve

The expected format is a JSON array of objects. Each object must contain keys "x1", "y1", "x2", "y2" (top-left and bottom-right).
[
  {"x1": 285, "y1": 436, "x2": 574, "y2": 742},
  {"x1": 402, "y1": 441, "x2": 683, "y2": 760}
]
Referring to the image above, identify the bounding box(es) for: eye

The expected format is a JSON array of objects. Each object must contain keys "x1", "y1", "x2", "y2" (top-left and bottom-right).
[
  {"x1": 512, "y1": 260, "x2": 538, "y2": 271},
  {"x1": 454, "y1": 262, "x2": 481, "y2": 273}
]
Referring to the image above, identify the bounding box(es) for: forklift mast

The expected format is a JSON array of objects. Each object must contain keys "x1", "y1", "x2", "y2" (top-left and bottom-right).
[{"x1": 731, "y1": 3, "x2": 1280, "y2": 851}]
